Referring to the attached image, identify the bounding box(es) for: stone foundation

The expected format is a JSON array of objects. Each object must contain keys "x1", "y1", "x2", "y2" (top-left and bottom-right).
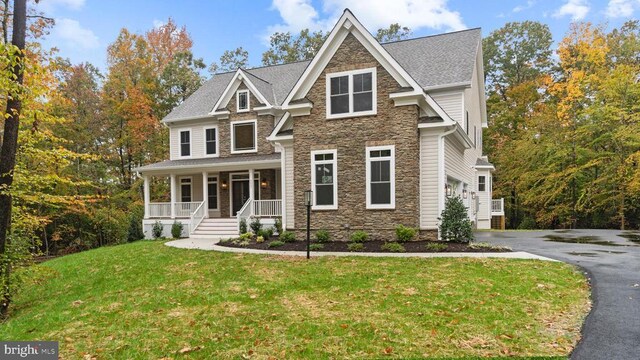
[{"x1": 291, "y1": 228, "x2": 437, "y2": 242}]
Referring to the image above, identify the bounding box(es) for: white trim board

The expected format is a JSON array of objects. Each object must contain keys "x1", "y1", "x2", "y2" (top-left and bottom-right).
[
  {"x1": 310, "y1": 149, "x2": 338, "y2": 210},
  {"x1": 230, "y1": 119, "x2": 258, "y2": 154}
]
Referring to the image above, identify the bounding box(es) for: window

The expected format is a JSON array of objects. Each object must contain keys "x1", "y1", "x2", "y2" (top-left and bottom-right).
[
  {"x1": 179, "y1": 130, "x2": 191, "y2": 157},
  {"x1": 366, "y1": 145, "x2": 395, "y2": 209},
  {"x1": 478, "y1": 176, "x2": 486, "y2": 192},
  {"x1": 180, "y1": 178, "x2": 192, "y2": 202},
  {"x1": 208, "y1": 177, "x2": 218, "y2": 210},
  {"x1": 326, "y1": 67, "x2": 376, "y2": 118},
  {"x1": 231, "y1": 120, "x2": 257, "y2": 153},
  {"x1": 204, "y1": 127, "x2": 218, "y2": 156},
  {"x1": 237, "y1": 90, "x2": 249, "y2": 112},
  {"x1": 311, "y1": 149, "x2": 337, "y2": 209}
]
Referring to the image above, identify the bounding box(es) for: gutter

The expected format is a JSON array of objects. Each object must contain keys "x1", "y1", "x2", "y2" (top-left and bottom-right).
[{"x1": 437, "y1": 126, "x2": 458, "y2": 239}]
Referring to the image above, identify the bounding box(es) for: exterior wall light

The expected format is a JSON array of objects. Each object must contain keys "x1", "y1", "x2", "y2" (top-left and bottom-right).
[
  {"x1": 463, "y1": 189, "x2": 468, "y2": 199},
  {"x1": 260, "y1": 178, "x2": 268, "y2": 189},
  {"x1": 471, "y1": 191, "x2": 476, "y2": 200},
  {"x1": 221, "y1": 180, "x2": 228, "y2": 190},
  {"x1": 445, "y1": 184, "x2": 452, "y2": 197}
]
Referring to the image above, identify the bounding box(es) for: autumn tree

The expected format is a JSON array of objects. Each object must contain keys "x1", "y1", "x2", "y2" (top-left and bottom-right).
[
  {"x1": 375, "y1": 23, "x2": 411, "y2": 43},
  {"x1": 209, "y1": 47, "x2": 248, "y2": 74},
  {"x1": 262, "y1": 29, "x2": 327, "y2": 65}
]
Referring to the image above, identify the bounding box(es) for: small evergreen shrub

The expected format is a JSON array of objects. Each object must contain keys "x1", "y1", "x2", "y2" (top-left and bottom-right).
[
  {"x1": 425, "y1": 242, "x2": 447, "y2": 252},
  {"x1": 239, "y1": 218, "x2": 248, "y2": 234},
  {"x1": 152, "y1": 221, "x2": 164, "y2": 239},
  {"x1": 265, "y1": 227, "x2": 275, "y2": 238},
  {"x1": 347, "y1": 243, "x2": 364, "y2": 252},
  {"x1": 256, "y1": 236, "x2": 265, "y2": 243},
  {"x1": 381, "y1": 242, "x2": 406, "y2": 252},
  {"x1": 268, "y1": 240, "x2": 285, "y2": 248},
  {"x1": 250, "y1": 217, "x2": 263, "y2": 233},
  {"x1": 309, "y1": 243, "x2": 324, "y2": 251},
  {"x1": 518, "y1": 217, "x2": 537, "y2": 230},
  {"x1": 395, "y1": 225, "x2": 417, "y2": 242},
  {"x1": 274, "y1": 217, "x2": 283, "y2": 234},
  {"x1": 350, "y1": 230, "x2": 368, "y2": 243},
  {"x1": 171, "y1": 221, "x2": 184, "y2": 239},
  {"x1": 280, "y1": 231, "x2": 296, "y2": 243},
  {"x1": 257, "y1": 229, "x2": 271, "y2": 241},
  {"x1": 315, "y1": 230, "x2": 330, "y2": 243},
  {"x1": 127, "y1": 208, "x2": 144, "y2": 242},
  {"x1": 438, "y1": 196, "x2": 474, "y2": 243}
]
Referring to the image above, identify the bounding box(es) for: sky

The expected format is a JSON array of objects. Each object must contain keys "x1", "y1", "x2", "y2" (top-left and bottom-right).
[{"x1": 35, "y1": 0, "x2": 639, "y2": 72}]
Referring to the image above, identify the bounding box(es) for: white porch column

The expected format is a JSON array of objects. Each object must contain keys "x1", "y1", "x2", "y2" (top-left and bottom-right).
[
  {"x1": 202, "y1": 171, "x2": 209, "y2": 218},
  {"x1": 249, "y1": 168, "x2": 255, "y2": 215},
  {"x1": 143, "y1": 175, "x2": 150, "y2": 219},
  {"x1": 170, "y1": 174, "x2": 177, "y2": 219}
]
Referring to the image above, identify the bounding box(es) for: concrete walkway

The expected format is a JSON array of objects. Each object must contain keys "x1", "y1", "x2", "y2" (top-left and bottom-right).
[{"x1": 165, "y1": 238, "x2": 556, "y2": 261}]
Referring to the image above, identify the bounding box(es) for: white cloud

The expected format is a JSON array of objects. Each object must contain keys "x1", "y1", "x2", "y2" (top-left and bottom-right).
[
  {"x1": 265, "y1": 0, "x2": 465, "y2": 39},
  {"x1": 553, "y1": 0, "x2": 590, "y2": 21},
  {"x1": 513, "y1": 0, "x2": 535, "y2": 13},
  {"x1": 53, "y1": 18, "x2": 99, "y2": 50},
  {"x1": 606, "y1": 0, "x2": 640, "y2": 17},
  {"x1": 37, "y1": 0, "x2": 85, "y2": 14}
]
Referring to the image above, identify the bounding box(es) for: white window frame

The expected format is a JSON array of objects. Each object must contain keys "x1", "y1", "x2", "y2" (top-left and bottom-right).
[
  {"x1": 230, "y1": 119, "x2": 258, "y2": 154},
  {"x1": 179, "y1": 176, "x2": 193, "y2": 203},
  {"x1": 178, "y1": 128, "x2": 192, "y2": 158},
  {"x1": 236, "y1": 89, "x2": 250, "y2": 113},
  {"x1": 207, "y1": 176, "x2": 219, "y2": 210},
  {"x1": 366, "y1": 145, "x2": 395, "y2": 209},
  {"x1": 478, "y1": 175, "x2": 486, "y2": 192},
  {"x1": 311, "y1": 149, "x2": 338, "y2": 210},
  {"x1": 325, "y1": 67, "x2": 377, "y2": 119},
  {"x1": 203, "y1": 126, "x2": 219, "y2": 157}
]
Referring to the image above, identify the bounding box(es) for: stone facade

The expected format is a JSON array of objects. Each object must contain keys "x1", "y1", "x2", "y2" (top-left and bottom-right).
[
  {"x1": 291, "y1": 33, "x2": 429, "y2": 241},
  {"x1": 217, "y1": 169, "x2": 279, "y2": 218}
]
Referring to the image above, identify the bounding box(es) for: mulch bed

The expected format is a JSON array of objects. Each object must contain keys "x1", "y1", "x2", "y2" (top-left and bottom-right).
[{"x1": 217, "y1": 239, "x2": 511, "y2": 253}]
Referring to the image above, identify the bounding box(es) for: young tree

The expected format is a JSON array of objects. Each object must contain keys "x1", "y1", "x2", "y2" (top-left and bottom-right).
[
  {"x1": 209, "y1": 47, "x2": 248, "y2": 74},
  {"x1": 262, "y1": 29, "x2": 327, "y2": 66},
  {"x1": 375, "y1": 23, "x2": 411, "y2": 43}
]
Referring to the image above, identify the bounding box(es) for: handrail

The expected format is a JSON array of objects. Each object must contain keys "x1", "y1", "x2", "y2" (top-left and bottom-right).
[
  {"x1": 491, "y1": 198, "x2": 504, "y2": 214},
  {"x1": 253, "y1": 199, "x2": 282, "y2": 217},
  {"x1": 189, "y1": 201, "x2": 206, "y2": 235},
  {"x1": 236, "y1": 198, "x2": 253, "y2": 233}
]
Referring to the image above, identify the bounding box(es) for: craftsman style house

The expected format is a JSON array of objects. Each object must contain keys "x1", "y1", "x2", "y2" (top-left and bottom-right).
[{"x1": 135, "y1": 9, "x2": 503, "y2": 239}]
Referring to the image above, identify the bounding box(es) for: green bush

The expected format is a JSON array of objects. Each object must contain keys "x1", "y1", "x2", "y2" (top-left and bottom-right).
[
  {"x1": 518, "y1": 217, "x2": 537, "y2": 230},
  {"x1": 425, "y1": 242, "x2": 447, "y2": 252},
  {"x1": 309, "y1": 243, "x2": 324, "y2": 251},
  {"x1": 93, "y1": 207, "x2": 129, "y2": 245},
  {"x1": 256, "y1": 236, "x2": 265, "y2": 243},
  {"x1": 268, "y1": 240, "x2": 285, "y2": 248},
  {"x1": 350, "y1": 230, "x2": 368, "y2": 243},
  {"x1": 239, "y1": 232, "x2": 253, "y2": 241},
  {"x1": 250, "y1": 217, "x2": 262, "y2": 233},
  {"x1": 257, "y1": 229, "x2": 271, "y2": 241},
  {"x1": 395, "y1": 225, "x2": 417, "y2": 242},
  {"x1": 315, "y1": 229, "x2": 330, "y2": 243},
  {"x1": 127, "y1": 206, "x2": 144, "y2": 242},
  {"x1": 171, "y1": 221, "x2": 184, "y2": 239},
  {"x1": 239, "y1": 218, "x2": 248, "y2": 234},
  {"x1": 438, "y1": 196, "x2": 474, "y2": 243},
  {"x1": 280, "y1": 231, "x2": 296, "y2": 243},
  {"x1": 266, "y1": 227, "x2": 275, "y2": 238},
  {"x1": 381, "y1": 242, "x2": 406, "y2": 252},
  {"x1": 152, "y1": 221, "x2": 164, "y2": 239},
  {"x1": 274, "y1": 217, "x2": 283, "y2": 234},
  {"x1": 347, "y1": 243, "x2": 364, "y2": 252}
]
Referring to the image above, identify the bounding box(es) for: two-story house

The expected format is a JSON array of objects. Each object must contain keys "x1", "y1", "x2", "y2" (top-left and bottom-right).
[{"x1": 135, "y1": 9, "x2": 504, "y2": 239}]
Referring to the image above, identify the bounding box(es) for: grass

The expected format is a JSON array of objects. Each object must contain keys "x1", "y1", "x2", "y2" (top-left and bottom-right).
[{"x1": 0, "y1": 241, "x2": 590, "y2": 359}]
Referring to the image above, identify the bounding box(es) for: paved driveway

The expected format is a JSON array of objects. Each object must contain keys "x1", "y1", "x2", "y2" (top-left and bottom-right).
[{"x1": 476, "y1": 229, "x2": 640, "y2": 360}]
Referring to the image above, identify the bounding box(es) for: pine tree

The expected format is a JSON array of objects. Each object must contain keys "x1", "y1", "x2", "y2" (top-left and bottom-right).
[{"x1": 438, "y1": 196, "x2": 474, "y2": 243}]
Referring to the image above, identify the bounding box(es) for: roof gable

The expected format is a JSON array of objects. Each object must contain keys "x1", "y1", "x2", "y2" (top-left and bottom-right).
[{"x1": 212, "y1": 69, "x2": 273, "y2": 112}]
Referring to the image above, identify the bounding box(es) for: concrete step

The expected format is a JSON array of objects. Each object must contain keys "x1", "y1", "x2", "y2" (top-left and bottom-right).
[{"x1": 192, "y1": 228, "x2": 238, "y2": 234}]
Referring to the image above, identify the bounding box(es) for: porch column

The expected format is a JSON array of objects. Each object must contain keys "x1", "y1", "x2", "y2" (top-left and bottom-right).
[
  {"x1": 249, "y1": 168, "x2": 255, "y2": 215},
  {"x1": 202, "y1": 171, "x2": 209, "y2": 218},
  {"x1": 170, "y1": 174, "x2": 177, "y2": 219},
  {"x1": 143, "y1": 175, "x2": 150, "y2": 219}
]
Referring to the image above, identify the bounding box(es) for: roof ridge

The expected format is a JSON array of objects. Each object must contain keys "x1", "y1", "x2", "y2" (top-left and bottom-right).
[{"x1": 380, "y1": 27, "x2": 481, "y2": 45}]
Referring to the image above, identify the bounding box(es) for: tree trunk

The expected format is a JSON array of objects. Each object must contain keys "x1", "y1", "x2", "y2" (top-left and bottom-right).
[{"x1": 0, "y1": 0, "x2": 27, "y2": 318}]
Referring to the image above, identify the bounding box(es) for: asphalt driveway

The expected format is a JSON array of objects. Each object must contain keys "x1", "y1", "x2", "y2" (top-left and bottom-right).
[{"x1": 476, "y1": 229, "x2": 640, "y2": 360}]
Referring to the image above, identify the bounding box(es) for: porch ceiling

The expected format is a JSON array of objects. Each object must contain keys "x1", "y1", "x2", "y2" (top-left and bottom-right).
[{"x1": 135, "y1": 153, "x2": 281, "y2": 175}]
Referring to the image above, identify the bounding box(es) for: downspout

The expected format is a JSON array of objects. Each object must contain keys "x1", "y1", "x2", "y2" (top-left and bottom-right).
[{"x1": 437, "y1": 126, "x2": 457, "y2": 239}]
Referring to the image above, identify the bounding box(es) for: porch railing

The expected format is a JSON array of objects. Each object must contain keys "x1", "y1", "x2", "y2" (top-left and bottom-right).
[
  {"x1": 174, "y1": 202, "x2": 202, "y2": 217},
  {"x1": 149, "y1": 203, "x2": 171, "y2": 218},
  {"x1": 491, "y1": 198, "x2": 504, "y2": 216},
  {"x1": 189, "y1": 201, "x2": 206, "y2": 235},
  {"x1": 253, "y1": 199, "x2": 282, "y2": 217},
  {"x1": 236, "y1": 198, "x2": 253, "y2": 233}
]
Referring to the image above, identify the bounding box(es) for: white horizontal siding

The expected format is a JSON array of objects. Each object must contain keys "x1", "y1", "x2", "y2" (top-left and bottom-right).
[
  {"x1": 431, "y1": 90, "x2": 463, "y2": 124},
  {"x1": 444, "y1": 138, "x2": 468, "y2": 181},
  {"x1": 169, "y1": 124, "x2": 211, "y2": 160},
  {"x1": 420, "y1": 130, "x2": 439, "y2": 229}
]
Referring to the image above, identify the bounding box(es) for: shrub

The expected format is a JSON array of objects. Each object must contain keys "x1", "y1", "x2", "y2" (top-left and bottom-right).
[
  {"x1": 425, "y1": 242, "x2": 447, "y2": 252},
  {"x1": 438, "y1": 196, "x2": 474, "y2": 243},
  {"x1": 350, "y1": 230, "x2": 368, "y2": 243},
  {"x1": 256, "y1": 236, "x2": 265, "y2": 243},
  {"x1": 171, "y1": 221, "x2": 184, "y2": 239},
  {"x1": 239, "y1": 232, "x2": 253, "y2": 241},
  {"x1": 152, "y1": 221, "x2": 164, "y2": 239},
  {"x1": 518, "y1": 217, "x2": 537, "y2": 230},
  {"x1": 381, "y1": 242, "x2": 406, "y2": 252},
  {"x1": 127, "y1": 207, "x2": 144, "y2": 242},
  {"x1": 309, "y1": 243, "x2": 324, "y2": 251},
  {"x1": 315, "y1": 230, "x2": 330, "y2": 243},
  {"x1": 280, "y1": 231, "x2": 296, "y2": 243},
  {"x1": 265, "y1": 227, "x2": 275, "y2": 238},
  {"x1": 268, "y1": 240, "x2": 285, "y2": 248},
  {"x1": 274, "y1": 217, "x2": 283, "y2": 234},
  {"x1": 239, "y1": 218, "x2": 248, "y2": 234},
  {"x1": 257, "y1": 229, "x2": 271, "y2": 241},
  {"x1": 347, "y1": 243, "x2": 364, "y2": 252},
  {"x1": 395, "y1": 225, "x2": 417, "y2": 242},
  {"x1": 93, "y1": 207, "x2": 129, "y2": 245},
  {"x1": 250, "y1": 217, "x2": 262, "y2": 233},
  {"x1": 469, "y1": 242, "x2": 511, "y2": 252}
]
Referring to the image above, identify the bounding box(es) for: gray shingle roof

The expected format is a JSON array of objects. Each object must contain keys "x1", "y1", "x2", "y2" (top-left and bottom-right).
[
  {"x1": 163, "y1": 28, "x2": 481, "y2": 122},
  {"x1": 134, "y1": 153, "x2": 281, "y2": 172},
  {"x1": 475, "y1": 158, "x2": 494, "y2": 167}
]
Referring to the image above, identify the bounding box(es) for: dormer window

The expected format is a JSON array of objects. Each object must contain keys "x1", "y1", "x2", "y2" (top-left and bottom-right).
[
  {"x1": 237, "y1": 89, "x2": 249, "y2": 112},
  {"x1": 326, "y1": 67, "x2": 376, "y2": 119}
]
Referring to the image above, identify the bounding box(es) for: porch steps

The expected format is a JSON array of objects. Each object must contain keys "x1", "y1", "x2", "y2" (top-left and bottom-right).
[{"x1": 191, "y1": 218, "x2": 238, "y2": 239}]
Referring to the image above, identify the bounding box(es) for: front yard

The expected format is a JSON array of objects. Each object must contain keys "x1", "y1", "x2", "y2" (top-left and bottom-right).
[{"x1": 0, "y1": 241, "x2": 590, "y2": 359}]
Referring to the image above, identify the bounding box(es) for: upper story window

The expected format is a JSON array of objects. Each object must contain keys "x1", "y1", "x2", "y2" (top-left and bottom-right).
[
  {"x1": 366, "y1": 145, "x2": 395, "y2": 209},
  {"x1": 179, "y1": 130, "x2": 191, "y2": 157},
  {"x1": 326, "y1": 67, "x2": 376, "y2": 119},
  {"x1": 231, "y1": 119, "x2": 257, "y2": 154},
  {"x1": 237, "y1": 90, "x2": 249, "y2": 112},
  {"x1": 311, "y1": 149, "x2": 337, "y2": 209},
  {"x1": 204, "y1": 127, "x2": 218, "y2": 156},
  {"x1": 478, "y1": 176, "x2": 486, "y2": 192}
]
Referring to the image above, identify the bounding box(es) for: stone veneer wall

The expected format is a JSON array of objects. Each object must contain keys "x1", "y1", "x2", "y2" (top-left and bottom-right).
[
  {"x1": 292, "y1": 33, "x2": 434, "y2": 241},
  {"x1": 218, "y1": 169, "x2": 278, "y2": 219}
]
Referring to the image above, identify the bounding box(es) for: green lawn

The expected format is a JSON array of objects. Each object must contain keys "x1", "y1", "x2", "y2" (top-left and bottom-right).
[{"x1": 0, "y1": 241, "x2": 590, "y2": 359}]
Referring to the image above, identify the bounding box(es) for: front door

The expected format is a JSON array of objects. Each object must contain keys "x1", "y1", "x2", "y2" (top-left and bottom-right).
[{"x1": 232, "y1": 180, "x2": 250, "y2": 215}]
